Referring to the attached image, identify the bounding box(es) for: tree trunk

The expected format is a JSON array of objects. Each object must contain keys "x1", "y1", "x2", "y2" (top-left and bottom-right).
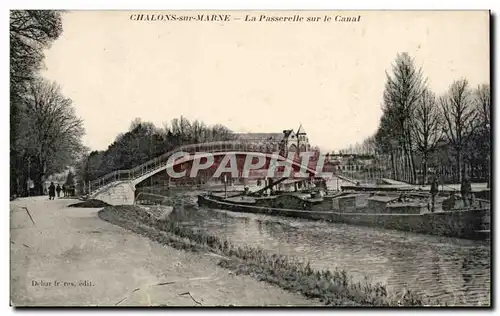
[
  {"x1": 36, "y1": 171, "x2": 44, "y2": 196},
  {"x1": 422, "y1": 152, "x2": 428, "y2": 185},
  {"x1": 37, "y1": 155, "x2": 47, "y2": 196},
  {"x1": 409, "y1": 150, "x2": 416, "y2": 184},
  {"x1": 390, "y1": 151, "x2": 396, "y2": 180},
  {"x1": 407, "y1": 131, "x2": 417, "y2": 184},
  {"x1": 406, "y1": 150, "x2": 412, "y2": 183},
  {"x1": 402, "y1": 148, "x2": 407, "y2": 182},
  {"x1": 487, "y1": 153, "x2": 491, "y2": 189},
  {"x1": 457, "y1": 149, "x2": 462, "y2": 183},
  {"x1": 393, "y1": 151, "x2": 398, "y2": 180},
  {"x1": 402, "y1": 150, "x2": 407, "y2": 182}
]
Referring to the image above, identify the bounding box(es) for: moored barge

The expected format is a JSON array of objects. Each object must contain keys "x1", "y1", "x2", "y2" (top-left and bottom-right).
[{"x1": 197, "y1": 191, "x2": 490, "y2": 240}]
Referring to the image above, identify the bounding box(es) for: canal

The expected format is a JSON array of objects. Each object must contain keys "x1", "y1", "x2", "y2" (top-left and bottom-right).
[{"x1": 139, "y1": 189, "x2": 491, "y2": 306}]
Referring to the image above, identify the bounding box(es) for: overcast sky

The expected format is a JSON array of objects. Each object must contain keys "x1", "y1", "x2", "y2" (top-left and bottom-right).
[{"x1": 41, "y1": 10, "x2": 489, "y2": 152}]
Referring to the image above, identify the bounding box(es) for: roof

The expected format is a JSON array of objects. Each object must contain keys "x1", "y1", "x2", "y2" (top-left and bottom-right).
[
  {"x1": 236, "y1": 133, "x2": 283, "y2": 141},
  {"x1": 282, "y1": 129, "x2": 294, "y2": 138},
  {"x1": 335, "y1": 194, "x2": 360, "y2": 199},
  {"x1": 296, "y1": 124, "x2": 306, "y2": 135},
  {"x1": 368, "y1": 196, "x2": 398, "y2": 202},
  {"x1": 281, "y1": 178, "x2": 308, "y2": 185}
]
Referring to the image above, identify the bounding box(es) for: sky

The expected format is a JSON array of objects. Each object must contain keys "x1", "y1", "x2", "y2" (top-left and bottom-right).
[{"x1": 41, "y1": 10, "x2": 490, "y2": 152}]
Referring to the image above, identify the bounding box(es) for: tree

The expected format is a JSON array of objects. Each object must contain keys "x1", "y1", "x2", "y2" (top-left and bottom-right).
[
  {"x1": 78, "y1": 117, "x2": 236, "y2": 184},
  {"x1": 475, "y1": 84, "x2": 490, "y2": 130},
  {"x1": 21, "y1": 78, "x2": 85, "y2": 194},
  {"x1": 440, "y1": 79, "x2": 478, "y2": 182},
  {"x1": 380, "y1": 53, "x2": 426, "y2": 183},
  {"x1": 411, "y1": 88, "x2": 442, "y2": 184},
  {"x1": 10, "y1": 10, "x2": 64, "y2": 195},
  {"x1": 10, "y1": 11, "x2": 63, "y2": 90},
  {"x1": 75, "y1": 149, "x2": 104, "y2": 193},
  {"x1": 65, "y1": 170, "x2": 75, "y2": 187},
  {"x1": 472, "y1": 84, "x2": 491, "y2": 186}
]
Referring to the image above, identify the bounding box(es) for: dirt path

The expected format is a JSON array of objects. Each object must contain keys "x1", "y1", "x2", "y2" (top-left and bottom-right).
[{"x1": 10, "y1": 197, "x2": 316, "y2": 306}]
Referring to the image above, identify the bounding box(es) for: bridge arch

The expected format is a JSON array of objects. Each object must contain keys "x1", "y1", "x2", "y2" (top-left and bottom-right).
[
  {"x1": 132, "y1": 151, "x2": 322, "y2": 186},
  {"x1": 89, "y1": 139, "x2": 328, "y2": 205}
]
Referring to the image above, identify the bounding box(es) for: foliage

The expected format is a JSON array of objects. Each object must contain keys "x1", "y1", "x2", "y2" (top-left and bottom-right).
[
  {"x1": 19, "y1": 78, "x2": 85, "y2": 194},
  {"x1": 65, "y1": 170, "x2": 75, "y2": 187},
  {"x1": 10, "y1": 10, "x2": 63, "y2": 100},
  {"x1": 77, "y1": 116, "x2": 235, "y2": 187},
  {"x1": 10, "y1": 10, "x2": 77, "y2": 195}
]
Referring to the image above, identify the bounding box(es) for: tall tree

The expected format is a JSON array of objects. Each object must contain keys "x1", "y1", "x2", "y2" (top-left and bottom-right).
[
  {"x1": 411, "y1": 88, "x2": 442, "y2": 184},
  {"x1": 21, "y1": 78, "x2": 85, "y2": 194},
  {"x1": 10, "y1": 11, "x2": 63, "y2": 94},
  {"x1": 440, "y1": 79, "x2": 478, "y2": 182},
  {"x1": 381, "y1": 53, "x2": 426, "y2": 183},
  {"x1": 472, "y1": 84, "x2": 491, "y2": 186},
  {"x1": 10, "y1": 10, "x2": 64, "y2": 194},
  {"x1": 475, "y1": 84, "x2": 491, "y2": 130},
  {"x1": 374, "y1": 111, "x2": 401, "y2": 180}
]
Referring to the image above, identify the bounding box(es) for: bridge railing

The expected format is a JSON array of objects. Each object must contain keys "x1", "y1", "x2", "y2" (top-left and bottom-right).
[{"x1": 89, "y1": 139, "x2": 283, "y2": 194}]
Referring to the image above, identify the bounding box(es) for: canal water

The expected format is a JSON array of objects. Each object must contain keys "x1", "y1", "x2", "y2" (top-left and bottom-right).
[{"x1": 140, "y1": 189, "x2": 491, "y2": 306}]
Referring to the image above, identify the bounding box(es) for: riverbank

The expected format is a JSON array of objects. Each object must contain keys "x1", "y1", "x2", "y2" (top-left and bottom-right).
[
  {"x1": 10, "y1": 197, "x2": 315, "y2": 306},
  {"x1": 98, "y1": 204, "x2": 437, "y2": 306}
]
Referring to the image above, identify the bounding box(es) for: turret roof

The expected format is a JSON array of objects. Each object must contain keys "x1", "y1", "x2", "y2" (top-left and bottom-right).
[{"x1": 296, "y1": 124, "x2": 306, "y2": 135}]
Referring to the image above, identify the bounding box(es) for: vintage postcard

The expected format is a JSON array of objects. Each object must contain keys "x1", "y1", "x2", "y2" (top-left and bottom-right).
[{"x1": 10, "y1": 10, "x2": 491, "y2": 307}]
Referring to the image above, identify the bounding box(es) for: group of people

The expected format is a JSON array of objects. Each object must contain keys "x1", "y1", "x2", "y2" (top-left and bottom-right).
[
  {"x1": 48, "y1": 182, "x2": 71, "y2": 200},
  {"x1": 429, "y1": 176, "x2": 473, "y2": 212}
]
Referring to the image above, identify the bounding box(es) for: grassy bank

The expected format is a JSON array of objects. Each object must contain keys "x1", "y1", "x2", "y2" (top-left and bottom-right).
[{"x1": 98, "y1": 205, "x2": 436, "y2": 306}]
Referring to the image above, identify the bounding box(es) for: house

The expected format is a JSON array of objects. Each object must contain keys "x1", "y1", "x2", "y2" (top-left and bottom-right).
[
  {"x1": 236, "y1": 125, "x2": 311, "y2": 156},
  {"x1": 285, "y1": 124, "x2": 311, "y2": 153}
]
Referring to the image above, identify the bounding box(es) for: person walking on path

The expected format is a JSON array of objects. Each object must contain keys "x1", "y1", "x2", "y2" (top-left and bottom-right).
[
  {"x1": 460, "y1": 177, "x2": 472, "y2": 208},
  {"x1": 62, "y1": 184, "x2": 66, "y2": 197},
  {"x1": 48, "y1": 182, "x2": 56, "y2": 200},
  {"x1": 430, "y1": 177, "x2": 439, "y2": 212},
  {"x1": 56, "y1": 184, "x2": 61, "y2": 198}
]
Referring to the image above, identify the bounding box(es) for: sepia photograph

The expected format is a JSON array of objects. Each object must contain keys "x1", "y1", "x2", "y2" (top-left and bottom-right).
[{"x1": 9, "y1": 10, "x2": 491, "y2": 307}]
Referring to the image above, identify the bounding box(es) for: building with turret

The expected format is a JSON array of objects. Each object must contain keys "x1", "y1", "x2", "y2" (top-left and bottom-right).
[
  {"x1": 281, "y1": 124, "x2": 310, "y2": 154},
  {"x1": 236, "y1": 125, "x2": 311, "y2": 156}
]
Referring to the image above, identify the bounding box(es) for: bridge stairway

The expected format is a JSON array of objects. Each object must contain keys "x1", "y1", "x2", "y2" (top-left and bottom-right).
[{"x1": 89, "y1": 181, "x2": 131, "y2": 199}]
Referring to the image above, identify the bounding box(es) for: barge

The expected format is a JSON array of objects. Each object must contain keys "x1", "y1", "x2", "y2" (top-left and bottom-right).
[{"x1": 197, "y1": 191, "x2": 490, "y2": 240}]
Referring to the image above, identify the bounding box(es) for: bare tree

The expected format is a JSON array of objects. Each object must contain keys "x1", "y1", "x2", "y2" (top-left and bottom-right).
[
  {"x1": 473, "y1": 84, "x2": 491, "y2": 187},
  {"x1": 21, "y1": 78, "x2": 85, "y2": 194},
  {"x1": 381, "y1": 52, "x2": 426, "y2": 183},
  {"x1": 374, "y1": 109, "x2": 400, "y2": 179},
  {"x1": 475, "y1": 84, "x2": 491, "y2": 128},
  {"x1": 10, "y1": 11, "x2": 63, "y2": 93},
  {"x1": 10, "y1": 10, "x2": 64, "y2": 195},
  {"x1": 179, "y1": 116, "x2": 192, "y2": 143},
  {"x1": 439, "y1": 79, "x2": 478, "y2": 183},
  {"x1": 411, "y1": 88, "x2": 442, "y2": 184}
]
